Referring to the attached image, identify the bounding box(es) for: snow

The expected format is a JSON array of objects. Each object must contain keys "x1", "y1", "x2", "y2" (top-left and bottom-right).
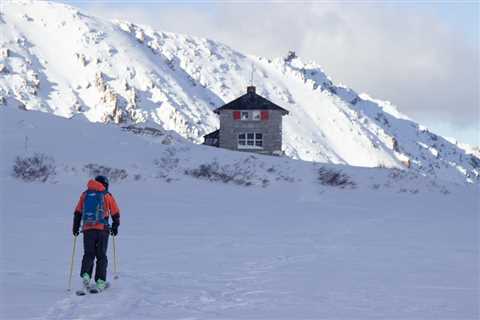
[
  {"x1": 0, "y1": 106, "x2": 479, "y2": 319},
  {"x1": 1, "y1": 1, "x2": 479, "y2": 318},
  {"x1": 2, "y1": 180, "x2": 478, "y2": 319},
  {"x1": 1, "y1": 0, "x2": 479, "y2": 184}
]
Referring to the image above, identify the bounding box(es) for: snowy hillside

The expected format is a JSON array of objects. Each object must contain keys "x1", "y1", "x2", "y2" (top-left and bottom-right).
[
  {"x1": 0, "y1": 107, "x2": 465, "y2": 195},
  {"x1": 1, "y1": 106, "x2": 479, "y2": 319},
  {"x1": 1, "y1": 0, "x2": 478, "y2": 184}
]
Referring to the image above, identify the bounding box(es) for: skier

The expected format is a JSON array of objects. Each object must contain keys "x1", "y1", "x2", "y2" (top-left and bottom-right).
[{"x1": 72, "y1": 175, "x2": 120, "y2": 292}]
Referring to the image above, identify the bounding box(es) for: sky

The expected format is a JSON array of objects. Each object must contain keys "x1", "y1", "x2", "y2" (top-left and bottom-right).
[{"x1": 65, "y1": 0, "x2": 478, "y2": 146}]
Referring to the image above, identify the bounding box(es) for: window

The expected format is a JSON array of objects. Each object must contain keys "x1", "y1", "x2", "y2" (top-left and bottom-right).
[
  {"x1": 255, "y1": 133, "x2": 263, "y2": 147},
  {"x1": 234, "y1": 111, "x2": 267, "y2": 121},
  {"x1": 247, "y1": 133, "x2": 254, "y2": 146},
  {"x1": 238, "y1": 133, "x2": 246, "y2": 146},
  {"x1": 238, "y1": 133, "x2": 263, "y2": 149}
]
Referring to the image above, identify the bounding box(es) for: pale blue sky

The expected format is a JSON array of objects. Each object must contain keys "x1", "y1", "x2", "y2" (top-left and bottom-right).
[{"x1": 64, "y1": 1, "x2": 479, "y2": 145}]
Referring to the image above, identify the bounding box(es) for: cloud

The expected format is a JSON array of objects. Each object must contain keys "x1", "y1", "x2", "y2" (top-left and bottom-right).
[{"x1": 77, "y1": 1, "x2": 479, "y2": 144}]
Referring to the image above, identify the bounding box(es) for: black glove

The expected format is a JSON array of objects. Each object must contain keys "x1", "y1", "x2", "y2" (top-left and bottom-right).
[
  {"x1": 110, "y1": 225, "x2": 118, "y2": 236},
  {"x1": 73, "y1": 213, "x2": 81, "y2": 236},
  {"x1": 110, "y1": 214, "x2": 120, "y2": 236}
]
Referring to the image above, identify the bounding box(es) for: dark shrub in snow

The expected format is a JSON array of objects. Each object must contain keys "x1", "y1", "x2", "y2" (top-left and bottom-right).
[
  {"x1": 153, "y1": 148, "x2": 180, "y2": 181},
  {"x1": 317, "y1": 167, "x2": 355, "y2": 188},
  {"x1": 84, "y1": 164, "x2": 128, "y2": 182},
  {"x1": 186, "y1": 162, "x2": 229, "y2": 183},
  {"x1": 13, "y1": 153, "x2": 56, "y2": 182},
  {"x1": 388, "y1": 168, "x2": 411, "y2": 181},
  {"x1": 185, "y1": 161, "x2": 253, "y2": 186},
  {"x1": 185, "y1": 156, "x2": 295, "y2": 187}
]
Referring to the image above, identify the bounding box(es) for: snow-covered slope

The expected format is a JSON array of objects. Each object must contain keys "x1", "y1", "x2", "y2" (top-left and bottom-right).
[
  {"x1": 0, "y1": 106, "x2": 466, "y2": 195},
  {"x1": 1, "y1": 0, "x2": 479, "y2": 184},
  {"x1": 1, "y1": 105, "x2": 479, "y2": 319}
]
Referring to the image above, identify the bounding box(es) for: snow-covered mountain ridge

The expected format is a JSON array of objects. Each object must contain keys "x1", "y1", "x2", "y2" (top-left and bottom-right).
[{"x1": 1, "y1": 0, "x2": 479, "y2": 183}]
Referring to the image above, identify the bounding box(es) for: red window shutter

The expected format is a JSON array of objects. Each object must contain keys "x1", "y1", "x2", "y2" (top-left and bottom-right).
[
  {"x1": 261, "y1": 111, "x2": 269, "y2": 120},
  {"x1": 233, "y1": 111, "x2": 240, "y2": 120}
]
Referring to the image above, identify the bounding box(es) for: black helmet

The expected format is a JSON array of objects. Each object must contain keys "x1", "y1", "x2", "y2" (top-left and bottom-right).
[{"x1": 95, "y1": 175, "x2": 109, "y2": 190}]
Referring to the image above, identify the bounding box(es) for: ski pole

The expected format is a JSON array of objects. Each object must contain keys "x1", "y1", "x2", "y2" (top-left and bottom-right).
[
  {"x1": 112, "y1": 235, "x2": 119, "y2": 279},
  {"x1": 67, "y1": 235, "x2": 78, "y2": 292}
]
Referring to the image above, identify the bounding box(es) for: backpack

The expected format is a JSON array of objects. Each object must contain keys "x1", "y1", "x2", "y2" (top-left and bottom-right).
[{"x1": 82, "y1": 190, "x2": 108, "y2": 227}]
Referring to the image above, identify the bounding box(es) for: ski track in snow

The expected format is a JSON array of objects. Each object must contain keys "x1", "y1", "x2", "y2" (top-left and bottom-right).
[
  {"x1": 44, "y1": 254, "x2": 323, "y2": 319},
  {"x1": 45, "y1": 276, "x2": 149, "y2": 320}
]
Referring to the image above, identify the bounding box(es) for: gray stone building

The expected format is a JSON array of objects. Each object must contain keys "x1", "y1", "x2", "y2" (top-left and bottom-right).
[{"x1": 203, "y1": 86, "x2": 289, "y2": 155}]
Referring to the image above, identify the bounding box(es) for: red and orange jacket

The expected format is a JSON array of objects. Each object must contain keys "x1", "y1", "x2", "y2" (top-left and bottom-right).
[{"x1": 73, "y1": 180, "x2": 120, "y2": 232}]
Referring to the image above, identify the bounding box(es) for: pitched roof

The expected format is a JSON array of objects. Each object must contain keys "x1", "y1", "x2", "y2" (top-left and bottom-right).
[
  {"x1": 213, "y1": 86, "x2": 289, "y2": 115},
  {"x1": 203, "y1": 129, "x2": 219, "y2": 139}
]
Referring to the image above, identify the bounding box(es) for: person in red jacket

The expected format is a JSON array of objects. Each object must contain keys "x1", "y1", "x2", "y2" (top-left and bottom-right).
[{"x1": 73, "y1": 175, "x2": 120, "y2": 290}]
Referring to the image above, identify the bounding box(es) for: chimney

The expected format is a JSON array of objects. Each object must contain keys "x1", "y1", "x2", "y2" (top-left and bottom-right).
[{"x1": 247, "y1": 86, "x2": 256, "y2": 94}]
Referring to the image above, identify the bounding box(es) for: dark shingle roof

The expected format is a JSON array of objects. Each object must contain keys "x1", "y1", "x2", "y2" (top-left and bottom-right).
[
  {"x1": 203, "y1": 129, "x2": 219, "y2": 139},
  {"x1": 213, "y1": 86, "x2": 289, "y2": 115}
]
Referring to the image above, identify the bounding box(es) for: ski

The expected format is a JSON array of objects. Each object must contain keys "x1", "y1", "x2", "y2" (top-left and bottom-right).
[
  {"x1": 75, "y1": 289, "x2": 86, "y2": 296},
  {"x1": 75, "y1": 281, "x2": 92, "y2": 296},
  {"x1": 89, "y1": 281, "x2": 110, "y2": 294}
]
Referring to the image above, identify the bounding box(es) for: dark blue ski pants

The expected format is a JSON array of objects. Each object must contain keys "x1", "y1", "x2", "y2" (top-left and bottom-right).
[{"x1": 80, "y1": 229, "x2": 109, "y2": 281}]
